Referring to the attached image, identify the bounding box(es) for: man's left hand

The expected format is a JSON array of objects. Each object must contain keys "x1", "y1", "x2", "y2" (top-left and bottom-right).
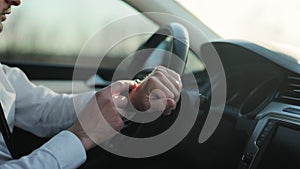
[{"x1": 129, "y1": 66, "x2": 182, "y2": 116}]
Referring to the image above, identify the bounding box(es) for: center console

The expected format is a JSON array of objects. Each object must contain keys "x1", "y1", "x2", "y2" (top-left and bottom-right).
[{"x1": 238, "y1": 102, "x2": 300, "y2": 169}]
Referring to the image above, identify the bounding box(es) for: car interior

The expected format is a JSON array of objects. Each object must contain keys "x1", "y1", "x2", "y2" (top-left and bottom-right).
[{"x1": 0, "y1": 0, "x2": 299, "y2": 169}]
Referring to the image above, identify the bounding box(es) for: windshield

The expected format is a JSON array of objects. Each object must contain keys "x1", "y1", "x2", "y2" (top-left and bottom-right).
[{"x1": 175, "y1": 0, "x2": 300, "y2": 49}]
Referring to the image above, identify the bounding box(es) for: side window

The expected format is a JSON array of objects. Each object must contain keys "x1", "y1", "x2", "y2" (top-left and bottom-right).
[{"x1": 0, "y1": 0, "x2": 158, "y2": 68}]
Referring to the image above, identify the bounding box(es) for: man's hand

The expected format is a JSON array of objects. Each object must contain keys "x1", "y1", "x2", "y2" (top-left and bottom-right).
[
  {"x1": 68, "y1": 80, "x2": 136, "y2": 151},
  {"x1": 68, "y1": 66, "x2": 182, "y2": 151},
  {"x1": 130, "y1": 66, "x2": 182, "y2": 115}
]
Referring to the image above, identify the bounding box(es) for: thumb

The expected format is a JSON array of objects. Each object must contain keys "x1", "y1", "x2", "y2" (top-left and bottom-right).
[{"x1": 109, "y1": 80, "x2": 137, "y2": 95}]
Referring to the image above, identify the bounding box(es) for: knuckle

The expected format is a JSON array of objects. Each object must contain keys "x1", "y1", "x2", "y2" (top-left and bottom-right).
[
  {"x1": 175, "y1": 76, "x2": 182, "y2": 87},
  {"x1": 173, "y1": 72, "x2": 181, "y2": 81},
  {"x1": 114, "y1": 81, "x2": 123, "y2": 87},
  {"x1": 175, "y1": 81, "x2": 182, "y2": 90},
  {"x1": 179, "y1": 80, "x2": 183, "y2": 89},
  {"x1": 147, "y1": 76, "x2": 157, "y2": 85},
  {"x1": 174, "y1": 91, "x2": 180, "y2": 99},
  {"x1": 154, "y1": 71, "x2": 165, "y2": 78}
]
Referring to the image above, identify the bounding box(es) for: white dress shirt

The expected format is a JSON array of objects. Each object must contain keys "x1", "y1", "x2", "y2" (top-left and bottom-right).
[{"x1": 0, "y1": 63, "x2": 94, "y2": 169}]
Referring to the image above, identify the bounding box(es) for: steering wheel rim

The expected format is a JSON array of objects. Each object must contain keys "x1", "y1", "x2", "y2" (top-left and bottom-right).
[{"x1": 125, "y1": 22, "x2": 190, "y2": 78}]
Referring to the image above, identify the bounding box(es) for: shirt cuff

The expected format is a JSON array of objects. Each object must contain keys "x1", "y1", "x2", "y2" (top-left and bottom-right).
[{"x1": 39, "y1": 130, "x2": 87, "y2": 169}]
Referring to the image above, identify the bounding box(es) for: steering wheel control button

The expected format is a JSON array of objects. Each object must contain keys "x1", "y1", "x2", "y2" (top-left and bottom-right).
[
  {"x1": 256, "y1": 120, "x2": 277, "y2": 147},
  {"x1": 241, "y1": 153, "x2": 254, "y2": 167}
]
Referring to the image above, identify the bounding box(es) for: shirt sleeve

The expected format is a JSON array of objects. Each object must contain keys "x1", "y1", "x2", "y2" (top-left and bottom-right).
[
  {"x1": 2, "y1": 65, "x2": 94, "y2": 137},
  {"x1": 0, "y1": 131, "x2": 87, "y2": 169}
]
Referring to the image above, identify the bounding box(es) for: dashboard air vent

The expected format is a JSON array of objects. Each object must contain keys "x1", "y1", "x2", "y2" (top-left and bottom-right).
[{"x1": 277, "y1": 76, "x2": 300, "y2": 106}]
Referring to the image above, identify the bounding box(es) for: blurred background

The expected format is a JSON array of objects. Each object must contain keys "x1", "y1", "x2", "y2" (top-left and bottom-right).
[
  {"x1": 1, "y1": 0, "x2": 299, "y2": 66},
  {"x1": 176, "y1": 0, "x2": 300, "y2": 48},
  {"x1": 0, "y1": 0, "x2": 157, "y2": 67}
]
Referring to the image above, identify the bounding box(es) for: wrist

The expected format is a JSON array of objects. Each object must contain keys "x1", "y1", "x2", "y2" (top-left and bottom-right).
[{"x1": 68, "y1": 126, "x2": 95, "y2": 151}]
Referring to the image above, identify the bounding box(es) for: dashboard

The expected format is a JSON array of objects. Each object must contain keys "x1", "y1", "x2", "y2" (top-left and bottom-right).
[{"x1": 200, "y1": 40, "x2": 300, "y2": 169}]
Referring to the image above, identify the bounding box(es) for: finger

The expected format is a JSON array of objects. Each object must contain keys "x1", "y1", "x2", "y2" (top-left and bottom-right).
[
  {"x1": 113, "y1": 95, "x2": 128, "y2": 108},
  {"x1": 156, "y1": 66, "x2": 182, "y2": 91},
  {"x1": 152, "y1": 70, "x2": 180, "y2": 99},
  {"x1": 113, "y1": 99, "x2": 128, "y2": 119},
  {"x1": 148, "y1": 98, "x2": 168, "y2": 113},
  {"x1": 163, "y1": 99, "x2": 176, "y2": 116},
  {"x1": 166, "y1": 98, "x2": 176, "y2": 110},
  {"x1": 163, "y1": 110, "x2": 172, "y2": 116},
  {"x1": 149, "y1": 89, "x2": 167, "y2": 100},
  {"x1": 146, "y1": 77, "x2": 175, "y2": 99},
  {"x1": 109, "y1": 80, "x2": 137, "y2": 95},
  {"x1": 157, "y1": 66, "x2": 181, "y2": 81}
]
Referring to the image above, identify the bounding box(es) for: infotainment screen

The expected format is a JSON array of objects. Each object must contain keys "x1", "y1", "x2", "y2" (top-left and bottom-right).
[{"x1": 257, "y1": 125, "x2": 300, "y2": 169}]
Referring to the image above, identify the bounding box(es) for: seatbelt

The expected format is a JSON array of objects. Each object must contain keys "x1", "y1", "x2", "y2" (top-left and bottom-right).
[{"x1": 0, "y1": 103, "x2": 19, "y2": 159}]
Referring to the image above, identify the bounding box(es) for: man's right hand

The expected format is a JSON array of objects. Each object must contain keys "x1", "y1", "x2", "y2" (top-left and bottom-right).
[{"x1": 68, "y1": 80, "x2": 136, "y2": 151}]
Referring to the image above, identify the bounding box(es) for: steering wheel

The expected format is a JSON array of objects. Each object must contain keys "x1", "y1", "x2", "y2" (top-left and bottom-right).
[
  {"x1": 120, "y1": 22, "x2": 190, "y2": 137},
  {"x1": 120, "y1": 22, "x2": 190, "y2": 80}
]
